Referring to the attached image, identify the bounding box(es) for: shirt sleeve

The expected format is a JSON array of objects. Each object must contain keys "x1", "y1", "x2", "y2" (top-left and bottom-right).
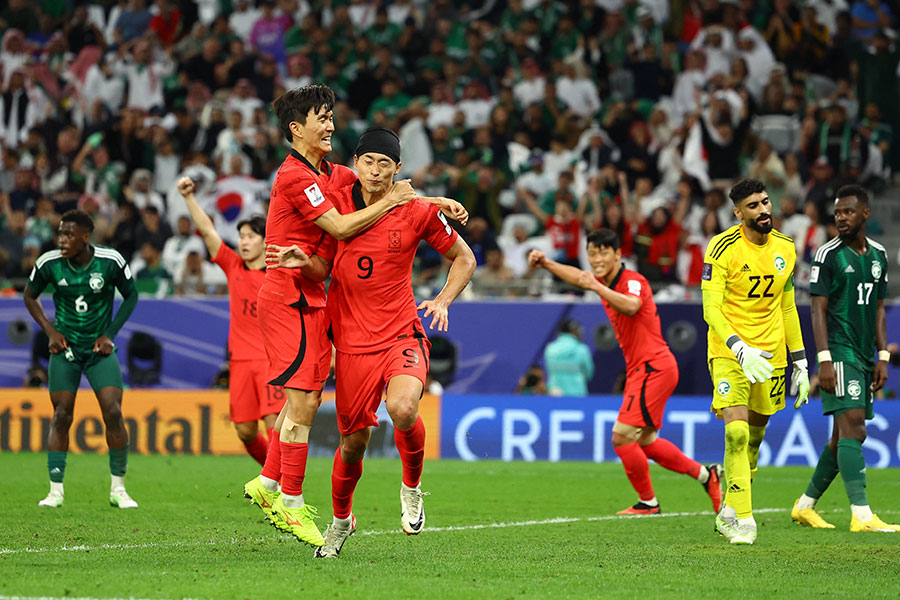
[
  {"x1": 808, "y1": 248, "x2": 832, "y2": 297},
  {"x1": 27, "y1": 262, "x2": 49, "y2": 295},
  {"x1": 877, "y1": 252, "x2": 888, "y2": 300},
  {"x1": 313, "y1": 232, "x2": 338, "y2": 262},
  {"x1": 210, "y1": 241, "x2": 241, "y2": 277},
  {"x1": 781, "y1": 274, "x2": 805, "y2": 354},
  {"x1": 420, "y1": 202, "x2": 459, "y2": 255},
  {"x1": 281, "y1": 171, "x2": 335, "y2": 222},
  {"x1": 701, "y1": 240, "x2": 738, "y2": 345}
]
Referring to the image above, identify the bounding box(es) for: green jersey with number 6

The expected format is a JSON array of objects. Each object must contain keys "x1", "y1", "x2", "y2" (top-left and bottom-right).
[
  {"x1": 28, "y1": 246, "x2": 137, "y2": 348},
  {"x1": 809, "y1": 236, "x2": 889, "y2": 369}
]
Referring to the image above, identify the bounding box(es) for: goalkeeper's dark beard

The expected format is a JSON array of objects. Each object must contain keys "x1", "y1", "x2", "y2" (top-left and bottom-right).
[{"x1": 745, "y1": 215, "x2": 773, "y2": 234}]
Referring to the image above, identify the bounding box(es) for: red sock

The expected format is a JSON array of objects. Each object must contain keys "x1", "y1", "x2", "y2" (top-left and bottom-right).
[
  {"x1": 394, "y1": 416, "x2": 425, "y2": 488},
  {"x1": 615, "y1": 442, "x2": 655, "y2": 502},
  {"x1": 259, "y1": 429, "x2": 281, "y2": 481},
  {"x1": 243, "y1": 432, "x2": 268, "y2": 466},
  {"x1": 331, "y1": 448, "x2": 363, "y2": 519},
  {"x1": 280, "y1": 441, "x2": 309, "y2": 496},
  {"x1": 641, "y1": 438, "x2": 702, "y2": 478}
]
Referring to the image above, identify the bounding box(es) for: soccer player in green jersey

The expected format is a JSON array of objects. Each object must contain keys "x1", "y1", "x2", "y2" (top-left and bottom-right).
[
  {"x1": 24, "y1": 210, "x2": 140, "y2": 509},
  {"x1": 791, "y1": 185, "x2": 898, "y2": 532}
]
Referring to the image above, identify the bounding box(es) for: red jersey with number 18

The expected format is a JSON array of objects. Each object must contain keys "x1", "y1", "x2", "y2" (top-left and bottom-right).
[
  {"x1": 211, "y1": 241, "x2": 266, "y2": 360},
  {"x1": 259, "y1": 149, "x2": 355, "y2": 307},
  {"x1": 326, "y1": 181, "x2": 458, "y2": 354},
  {"x1": 600, "y1": 266, "x2": 673, "y2": 369}
]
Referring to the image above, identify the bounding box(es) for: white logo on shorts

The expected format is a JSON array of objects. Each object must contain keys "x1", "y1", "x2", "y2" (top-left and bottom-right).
[{"x1": 847, "y1": 380, "x2": 861, "y2": 399}]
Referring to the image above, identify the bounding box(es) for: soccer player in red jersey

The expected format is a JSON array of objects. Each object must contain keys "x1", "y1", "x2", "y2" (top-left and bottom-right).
[
  {"x1": 529, "y1": 228, "x2": 723, "y2": 516},
  {"x1": 268, "y1": 127, "x2": 476, "y2": 557},
  {"x1": 176, "y1": 177, "x2": 283, "y2": 466},
  {"x1": 242, "y1": 86, "x2": 417, "y2": 548}
]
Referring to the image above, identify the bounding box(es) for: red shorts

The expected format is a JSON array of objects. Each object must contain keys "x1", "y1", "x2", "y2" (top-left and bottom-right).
[
  {"x1": 229, "y1": 359, "x2": 286, "y2": 422},
  {"x1": 619, "y1": 354, "x2": 679, "y2": 429},
  {"x1": 257, "y1": 298, "x2": 331, "y2": 390},
  {"x1": 334, "y1": 336, "x2": 431, "y2": 435}
]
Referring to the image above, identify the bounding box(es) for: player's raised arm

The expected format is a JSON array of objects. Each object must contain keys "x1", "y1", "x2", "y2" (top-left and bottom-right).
[
  {"x1": 313, "y1": 180, "x2": 416, "y2": 240},
  {"x1": 418, "y1": 236, "x2": 476, "y2": 332},
  {"x1": 780, "y1": 274, "x2": 809, "y2": 407},
  {"x1": 421, "y1": 196, "x2": 469, "y2": 226},
  {"x1": 177, "y1": 176, "x2": 224, "y2": 259},
  {"x1": 528, "y1": 249, "x2": 641, "y2": 315}
]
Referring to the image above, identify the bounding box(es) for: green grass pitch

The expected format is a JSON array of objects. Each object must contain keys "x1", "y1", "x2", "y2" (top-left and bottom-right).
[{"x1": 1, "y1": 452, "x2": 898, "y2": 599}]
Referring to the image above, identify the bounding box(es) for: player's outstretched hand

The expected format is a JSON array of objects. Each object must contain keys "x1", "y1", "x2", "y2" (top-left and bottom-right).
[
  {"x1": 818, "y1": 360, "x2": 836, "y2": 393},
  {"x1": 177, "y1": 176, "x2": 195, "y2": 197},
  {"x1": 93, "y1": 335, "x2": 114, "y2": 355},
  {"x1": 418, "y1": 299, "x2": 450, "y2": 332},
  {"x1": 266, "y1": 244, "x2": 311, "y2": 269},
  {"x1": 47, "y1": 328, "x2": 68, "y2": 354},
  {"x1": 439, "y1": 197, "x2": 468, "y2": 226},
  {"x1": 388, "y1": 180, "x2": 416, "y2": 207},
  {"x1": 791, "y1": 358, "x2": 810, "y2": 409},
  {"x1": 527, "y1": 249, "x2": 546, "y2": 268},
  {"x1": 730, "y1": 339, "x2": 774, "y2": 384}
]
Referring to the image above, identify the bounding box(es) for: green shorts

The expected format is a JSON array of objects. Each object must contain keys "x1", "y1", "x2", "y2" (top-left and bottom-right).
[
  {"x1": 48, "y1": 346, "x2": 124, "y2": 394},
  {"x1": 820, "y1": 360, "x2": 873, "y2": 419}
]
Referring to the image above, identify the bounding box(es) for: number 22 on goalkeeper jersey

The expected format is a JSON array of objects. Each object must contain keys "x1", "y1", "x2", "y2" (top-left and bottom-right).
[{"x1": 701, "y1": 225, "x2": 797, "y2": 369}]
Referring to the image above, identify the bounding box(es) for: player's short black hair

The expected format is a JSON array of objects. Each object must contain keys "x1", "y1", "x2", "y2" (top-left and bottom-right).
[
  {"x1": 237, "y1": 215, "x2": 266, "y2": 237},
  {"x1": 728, "y1": 178, "x2": 767, "y2": 204},
  {"x1": 835, "y1": 184, "x2": 869, "y2": 206},
  {"x1": 60, "y1": 209, "x2": 94, "y2": 233},
  {"x1": 273, "y1": 84, "x2": 336, "y2": 143},
  {"x1": 586, "y1": 228, "x2": 620, "y2": 250}
]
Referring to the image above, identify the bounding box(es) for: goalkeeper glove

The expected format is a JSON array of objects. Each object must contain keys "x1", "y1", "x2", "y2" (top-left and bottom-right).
[
  {"x1": 728, "y1": 337, "x2": 774, "y2": 384},
  {"x1": 792, "y1": 357, "x2": 810, "y2": 409}
]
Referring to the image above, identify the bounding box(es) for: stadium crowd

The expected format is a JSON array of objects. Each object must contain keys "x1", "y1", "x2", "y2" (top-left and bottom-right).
[{"x1": 0, "y1": 0, "x2": 898, "y2": 298}]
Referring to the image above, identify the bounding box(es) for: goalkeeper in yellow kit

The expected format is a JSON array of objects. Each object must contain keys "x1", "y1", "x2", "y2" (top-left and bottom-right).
[{"x1": 701, "y1": 178, "x2": 810, "y2": 545}]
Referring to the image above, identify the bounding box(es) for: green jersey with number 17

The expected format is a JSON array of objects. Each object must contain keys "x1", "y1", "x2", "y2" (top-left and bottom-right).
[
  {"x1": 809, "y1": 236, "x2": 888, "y2": 370},
  {"x1": 28, "y1": 246, "x2": 137, "y2": 347}
]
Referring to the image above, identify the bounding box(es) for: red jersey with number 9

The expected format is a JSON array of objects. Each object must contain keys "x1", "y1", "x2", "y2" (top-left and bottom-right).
[
  {"x1": 211, "y1": 241, "x2": 267, "y2": 360},
  {"x1": 600, "y1": 265, "x2": 674, "y2": 369},
  {"x1": 326, "y1": 181, "x2": 459, "y2": 354}
]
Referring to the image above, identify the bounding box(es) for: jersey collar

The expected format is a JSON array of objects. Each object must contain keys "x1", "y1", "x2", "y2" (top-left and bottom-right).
[
  {"x1": 289, "y1": 148, "x2": 332, "y2": 176},
  {"x1": 350, "y1": 180, "x2": 366, "y2": 212},
  {"x1": 608, "y1": 264, "x2": 625, "y2": 289}
]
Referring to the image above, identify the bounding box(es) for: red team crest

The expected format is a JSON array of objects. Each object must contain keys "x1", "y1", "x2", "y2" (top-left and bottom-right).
[{"x1": 388, "y1": 230, "x2": 401, "y2": 252}]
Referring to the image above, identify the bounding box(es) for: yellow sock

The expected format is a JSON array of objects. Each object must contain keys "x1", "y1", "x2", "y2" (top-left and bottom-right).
[
  {"x1": 724, "y1": 421, "x2": 752, "y2": 518},
  {"x1": 748, "y1": 425, "x2": 766, "y2": 483}
]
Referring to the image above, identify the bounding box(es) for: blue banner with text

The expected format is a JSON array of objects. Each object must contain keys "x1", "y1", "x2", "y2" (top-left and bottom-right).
[{"x1": 441, "y1": 395, "x2": 900, "y2": 468}]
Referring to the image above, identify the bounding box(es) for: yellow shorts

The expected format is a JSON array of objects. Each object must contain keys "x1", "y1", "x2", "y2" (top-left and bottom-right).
[{"x1": 709, "y1": 358, "x2": 786, "y2": 418}]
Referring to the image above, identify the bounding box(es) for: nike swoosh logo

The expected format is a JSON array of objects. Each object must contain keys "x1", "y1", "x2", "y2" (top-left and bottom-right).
[{"x1": 408, "y1": 508, "x2": 424, "y2": 530}]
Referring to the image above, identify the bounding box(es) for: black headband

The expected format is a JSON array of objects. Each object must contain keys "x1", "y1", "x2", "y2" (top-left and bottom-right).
[{"x1": 355, "y1": 127, "x2": 401, "y2": 164}]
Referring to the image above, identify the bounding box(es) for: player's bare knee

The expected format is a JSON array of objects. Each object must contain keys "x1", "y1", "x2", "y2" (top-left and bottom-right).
[
  {"x1": 101, "y1": 404, "x2": 125, "y2": 431},
  {"x1": 387, "y1": 397, "x2": 418, "y2": 429},
  {"x1": 234, "y1": 421, "x2": 258, "y2": 443},
  {"x1": 52, "y1": 405, "x2": 74, "y2": 431},
  {"x1": 611, "y1": 422, "x2": 642, "y2": 447},
  {"x1": 340, "y1": 435, "x2": 368, "y2": 462}
]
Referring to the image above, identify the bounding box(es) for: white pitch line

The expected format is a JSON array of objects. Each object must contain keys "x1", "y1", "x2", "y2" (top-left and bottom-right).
[{"x1": 0, "y1": 507, "x2": 789, "y2": 556}]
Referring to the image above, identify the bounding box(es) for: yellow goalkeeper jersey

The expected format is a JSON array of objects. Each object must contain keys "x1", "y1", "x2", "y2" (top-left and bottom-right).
[{"x1": 701, "y1": 224, "x2": 798, "y2": 368}]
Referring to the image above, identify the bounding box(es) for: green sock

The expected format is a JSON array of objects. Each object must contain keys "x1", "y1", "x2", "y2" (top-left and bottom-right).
[
  {"x1": 748, "y1": 425, "x2": 766, "y2": 482},
  {"x1": 109, "y1": 446, "x2": 128, "y2": 477},
  {"x1": 48, "y1": 451, "x2": 67, "y2": 483},
  {"x1": 805, "y1": 445, "x2": 839, "y2": 499},
  {"x1": 837, "y1": 438, "x2": 867, "y2": 506}
]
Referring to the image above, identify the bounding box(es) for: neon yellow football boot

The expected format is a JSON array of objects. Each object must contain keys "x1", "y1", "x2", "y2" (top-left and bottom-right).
[
  {"x1": 790, "y1": 499, "x2": 834, "y2": 528},
  {"x1": 850, "y1": 514, "x2": 900, "y2": 532},
  {"x1": 271, "y1": 495, "x2": 325, "y2": 547},
  {"x1": 243, "y1": 476, "x2": 286, "y2": 530}
]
